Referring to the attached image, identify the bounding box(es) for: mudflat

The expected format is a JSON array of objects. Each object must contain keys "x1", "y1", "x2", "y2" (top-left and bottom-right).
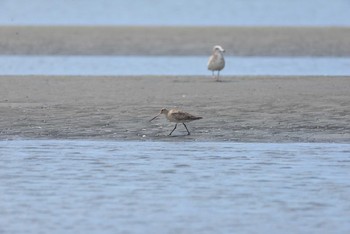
[
  {"x1": 0, "y1": 26, "x2": 350, "y2": 56},
  {"x1": 1, "y1": 75, "x2": 349, "y2": 142}
]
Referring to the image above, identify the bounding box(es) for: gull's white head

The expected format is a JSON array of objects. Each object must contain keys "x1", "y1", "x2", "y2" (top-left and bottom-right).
[{"x1": 213, "y1": 45, "x2": 225, "y2": 53}]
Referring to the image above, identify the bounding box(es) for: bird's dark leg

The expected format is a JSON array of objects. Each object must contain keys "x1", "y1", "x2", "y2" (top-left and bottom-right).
[
  {"x1": 169, "y1": 124, "x2": 177, "y2": 135},
  {"x1": 183, "y1": 123, "x2": 190, "y2": 135},
  {"x1": 212, "y1": 71, "x2": 214, "y2": 78}
]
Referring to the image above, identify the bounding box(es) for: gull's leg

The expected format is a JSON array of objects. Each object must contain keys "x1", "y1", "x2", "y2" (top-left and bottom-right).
[
  {"x1": 169, "y1": 124, "x2": 177, "y2": 135},
  {"x1": 183, "y1": 123, "x2": 190, "y2": 135}
]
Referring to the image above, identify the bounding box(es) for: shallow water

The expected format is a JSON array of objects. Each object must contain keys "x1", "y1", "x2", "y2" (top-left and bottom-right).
[
  {"x1": 1, "y1": 56, "x2": 350, "y2": 76},
  {"x1": 0, "y1": 0, "x2": 349, "y2": 26},
  {"x1": 1, "y1": 140, "x2": 350, "y2": 234}
]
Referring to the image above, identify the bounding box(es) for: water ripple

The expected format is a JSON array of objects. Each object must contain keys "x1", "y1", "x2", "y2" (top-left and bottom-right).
[{"x1": 0, "y1": 140, "x2": 350, "y2": 234}]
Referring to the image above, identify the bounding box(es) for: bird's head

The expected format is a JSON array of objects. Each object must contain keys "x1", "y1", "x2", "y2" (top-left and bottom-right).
[
  {"x1": 149, "y1": 108, "x2": 168, "y2": 122},
  {"x1": 160, "y1": 108, "x2": 168, "y2": 114},
  {"x1": 213, "y1": 45, "x2": 225, "y2": 53}
]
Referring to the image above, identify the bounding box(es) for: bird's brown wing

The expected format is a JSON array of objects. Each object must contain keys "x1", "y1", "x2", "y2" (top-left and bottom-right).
[{"x1": 171, "y1": 111, "x2": 202, "y2": 121}]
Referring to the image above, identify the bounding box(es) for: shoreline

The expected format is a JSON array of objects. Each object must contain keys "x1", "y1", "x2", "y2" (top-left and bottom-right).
[
  {"x1": 1, "y1": 26, "x2": 350, "y2": 56},
  {"x1": 1, "y1": 75, "x2": 349, "y2": 142}
]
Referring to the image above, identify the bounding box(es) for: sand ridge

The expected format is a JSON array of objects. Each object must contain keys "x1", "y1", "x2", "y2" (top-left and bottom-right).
[
  {"x1": 1, "y1": 26, "x2": 350, "y2": 56},
  {"x1": 1, "y1": 75, "x2": 349, "y2": 142}
]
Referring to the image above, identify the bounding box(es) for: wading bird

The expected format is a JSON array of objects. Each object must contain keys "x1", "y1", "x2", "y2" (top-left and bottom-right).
[{"x1": 150, "y1": 108, "x2": 202, "y2": 135}]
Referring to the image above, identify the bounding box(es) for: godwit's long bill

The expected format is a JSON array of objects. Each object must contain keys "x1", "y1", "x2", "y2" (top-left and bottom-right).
[
  {"x1": 150, "y1": 108, "x2": 202, "y2": 135},
  {"x1": 207, "y1": 45, "x2": 225, "y2": 81}
]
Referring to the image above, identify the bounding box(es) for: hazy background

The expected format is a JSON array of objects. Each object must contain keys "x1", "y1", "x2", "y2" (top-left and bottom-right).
[{"x1": 0, "y1": 0, "x2": 349, "y2": 26}]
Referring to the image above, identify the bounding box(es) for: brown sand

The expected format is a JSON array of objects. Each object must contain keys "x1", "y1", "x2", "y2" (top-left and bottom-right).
[
  {"x1": 1, "y1": 26, "x2": 350, "y2": 56},
  {"x1": 1, "y1": 75, "x2": 349, "y2": 142}
]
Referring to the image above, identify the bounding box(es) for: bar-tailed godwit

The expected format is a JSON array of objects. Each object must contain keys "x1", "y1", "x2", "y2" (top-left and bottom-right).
[
  {"x1": 207, "y1": 45, "x2": 225, "y2": 81},
  {"x1": 149, "y1": 108, "x2": 202, "y2": 135}
]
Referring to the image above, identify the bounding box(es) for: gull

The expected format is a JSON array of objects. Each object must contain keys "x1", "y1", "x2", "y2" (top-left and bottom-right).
[
  {"x1": 149, "y1": 108, "x2": 202, "y2": 135},
  {"x1": 207, "y1": 45, "x2": 225, "y2": 81}
]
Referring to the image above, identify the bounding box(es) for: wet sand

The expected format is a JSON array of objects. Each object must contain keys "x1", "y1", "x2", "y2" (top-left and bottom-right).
[
  {"x1": 1, "y1": 75, "x2": 349, "y2": 142},
  {"x1": 1, "y1": 26, "x2": 349, "y2": 142},
  {"x1": 1, "y1": 26, "x2": 350, "y2": 56}
]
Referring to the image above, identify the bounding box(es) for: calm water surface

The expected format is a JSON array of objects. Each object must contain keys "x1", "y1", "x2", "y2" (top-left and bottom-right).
[
  {"x1": 1, "y1": 56, "x2": 350, "y2": 76},
  {"x1": 0, "y1": 0, "x2": 349, "y2": 26},
  {"x1": 1, "y1": 140, "x2": 350, "y2": 234}
]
